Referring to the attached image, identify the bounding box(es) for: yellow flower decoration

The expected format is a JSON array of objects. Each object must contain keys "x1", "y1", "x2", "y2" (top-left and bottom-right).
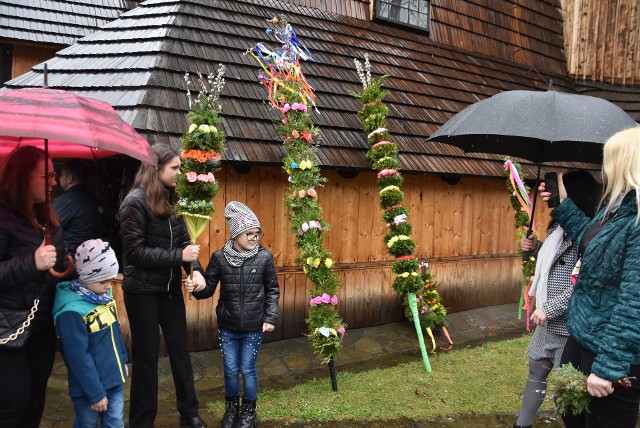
[
  {"x1": 198, "y1": 124, "x2": 211, "y2": 134},
  {"x1": 307, "y1": 257, "x2": 313, "y2": 265},
  {"x1": 299, "y1": 160, "x2": 312, "y2": 170},
  {"x1": 313, "y1": 258, "x2": 321, "y2": 268},
  {"x1": 188, "y1": 123, "x2": 197, "y2": 133},
  {"x1": 324, "y1": 258, "x2": 333, "y2": 268},
  {"x1": 380, "y1": 185, "x2": 400, "y2": 194}
]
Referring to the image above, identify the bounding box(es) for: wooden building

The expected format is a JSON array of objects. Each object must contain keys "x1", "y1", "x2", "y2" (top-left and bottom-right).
[{"x1": 1, "y1": 0, "x2": 637, "y2": 351}]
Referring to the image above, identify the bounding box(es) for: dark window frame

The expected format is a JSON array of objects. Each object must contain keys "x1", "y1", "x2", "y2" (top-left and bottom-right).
[{"x1": 374, "y1": 0, "x2": 431, "y2": 34}]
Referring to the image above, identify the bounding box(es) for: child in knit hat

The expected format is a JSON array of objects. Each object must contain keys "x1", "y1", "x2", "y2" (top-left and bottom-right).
[
  {"x1": 189, "y1": 201, "x2": 280, "y2": 428},
  {"x1": 53, "y1": 239, "x2": 128, "y2": 428}
]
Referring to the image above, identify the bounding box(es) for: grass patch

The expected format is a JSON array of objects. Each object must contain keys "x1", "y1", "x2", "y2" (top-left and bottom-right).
[{"x1": 207, "y1": 334, "x2": 550, "y2": 423}]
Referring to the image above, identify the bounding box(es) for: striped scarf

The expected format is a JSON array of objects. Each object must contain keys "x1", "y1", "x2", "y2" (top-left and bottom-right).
[{"x1": 223, "y1": 239, "x2": 259, "y2": 267}]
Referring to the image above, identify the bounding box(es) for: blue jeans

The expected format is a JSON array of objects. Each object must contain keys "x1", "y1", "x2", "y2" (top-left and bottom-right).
[
  {"x1": 219, "y1": 328, "x2": 263, "y2": 400},
  {"x1": 71, "y1": 385, "x2": 124, "y2": 428}
]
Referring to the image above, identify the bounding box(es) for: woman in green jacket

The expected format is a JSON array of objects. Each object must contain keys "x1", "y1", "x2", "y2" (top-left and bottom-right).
[{"x1": 544, "y1": 126, "x2": 640, "y2": 428}]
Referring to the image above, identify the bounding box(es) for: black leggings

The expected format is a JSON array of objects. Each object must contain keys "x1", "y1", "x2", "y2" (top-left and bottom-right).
[
  {"x1": 124, "y1": 290, "x2": 199, "y2": 428},
  {"x1": 0, "y1": 327, "x2": 56, "y2": 428},
  {"x1": 561, "y1": 336, "x2": 640, "y2": 428}
]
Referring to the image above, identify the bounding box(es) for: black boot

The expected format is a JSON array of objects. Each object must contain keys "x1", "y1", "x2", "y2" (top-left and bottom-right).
[
  {"x1": 221, "y1": 396, "x2": 240, "y2": 428},
  {"x1": 180, "y1": 414, "x2": 208, "y2": 428},
  {"x1": 234, "y1": 399, "x2": 257, "y2": 428}
]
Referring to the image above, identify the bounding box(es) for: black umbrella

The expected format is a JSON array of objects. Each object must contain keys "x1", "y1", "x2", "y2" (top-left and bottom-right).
[{"x1": 427, "y1": 88, "x2": 637, "y2": 233}]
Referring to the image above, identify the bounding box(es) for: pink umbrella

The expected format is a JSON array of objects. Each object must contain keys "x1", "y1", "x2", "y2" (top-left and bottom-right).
[
  {"x1": 0, "y1": 87, "x2": 156, "y2": 164},
  {"x1": 0, "y1": 82, "x2": 157, "y2": 277}
]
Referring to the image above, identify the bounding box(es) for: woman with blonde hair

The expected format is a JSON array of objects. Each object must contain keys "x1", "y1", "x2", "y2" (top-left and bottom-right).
[
  {"x1": 543, "y1": 126, "x2": 640, "y2": 427},
  {"x1": 0, "y1": 146, "x2": 66, "y2": 427}
]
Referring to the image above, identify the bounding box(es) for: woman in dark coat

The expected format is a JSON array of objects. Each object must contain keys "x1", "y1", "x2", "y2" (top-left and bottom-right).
[
  {"x1": 118, "y1": 143, "x2": 207, "y2": 428},
  {"x1": 0, "y1": 146, "x2": 66, "y2": 427}
]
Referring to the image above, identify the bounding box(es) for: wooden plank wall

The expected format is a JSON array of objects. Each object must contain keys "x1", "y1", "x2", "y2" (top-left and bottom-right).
[
  {"x1": 560, "y1": 0, "x2": 640, "y2": 85},
  {"x1": 112, "y1": 165, "x2": 551, "y2": 352},
  {"x1": 10, "y1": 43, "x2": 59, "y2": 79}
]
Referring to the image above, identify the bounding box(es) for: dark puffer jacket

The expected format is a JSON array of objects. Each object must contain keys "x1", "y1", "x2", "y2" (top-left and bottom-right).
[
  {"x1": 119, "y1": 187, "x2": 202, "y2": 294},
  {"x1": 194, "y1": 245, "x2": 280, "y2": 332},
  {"x1": 0, "y1": 201, "x2": 67, "y2": 332},
  {"x1": 552, "y1": 190, "x2": 640, "y2": 381}
]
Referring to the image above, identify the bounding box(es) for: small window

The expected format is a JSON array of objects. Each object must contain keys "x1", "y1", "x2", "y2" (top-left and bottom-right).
[{"x1": 375, "y1": 0, "x2": 430, "y2": 33}]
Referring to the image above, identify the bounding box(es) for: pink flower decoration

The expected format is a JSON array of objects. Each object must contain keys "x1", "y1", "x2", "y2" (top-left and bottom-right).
[
  {"x1": 186, "y1": 172, "x2": 198, "y2": 182},
  {"x1": 330, "y1": 295, "x2": 338, "y2": 305},
  {"x1": 301, "y1": 130, "x2": 312, "y2": 142},
  {"x1": 207, "y1": 172, "x2": 216, "y2": 182},
  {"x1": 197, "y1": 174, "x2": 209, "y2": 182},
  {"x1": 337, "y1": 326, "x2": 346, "y2": 340},
  {"x1": 321, "y1": 293, "x2": 331, "y2": 304},
  {"x1": 292, "y1": 130, "x2": 300, "y2": 139},
  {"x1": 307, "y1": 188, "x2": 317, "y2": 198},
  {"x1": 309, "y1": 296, "x2": 322, "y2": 306},
  {"x1": 283, "y1": 103, "x2": 291, "y2": 113},
  {"x1": 301, "y1": 222, "x2": 309, "y2": 232},
  {"x1": 376, "y1": 169, "x2": 398, "y2": 179},
  {"x1": 367, "y1": 127, "x2": 387, "y2": 139},
  {"x1": 372, "y1": 140, "x2": 392, "y2": 148}
]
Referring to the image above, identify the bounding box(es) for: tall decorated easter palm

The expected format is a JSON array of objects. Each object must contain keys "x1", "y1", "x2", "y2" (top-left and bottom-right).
[
  {"x1": 248, "y1": 16, "x2": 345, "y2": 390},
  {"x1": 176, "y1": 66, "x2": 227, "y2": 283},
  {"x1": 350, "y1": 54, "x2": 456, "y2": 372}
]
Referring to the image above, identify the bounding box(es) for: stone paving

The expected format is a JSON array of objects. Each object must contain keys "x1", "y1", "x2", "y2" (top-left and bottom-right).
[{"x1": 40, "y1": 303, "x2": 543, "y2": 427}]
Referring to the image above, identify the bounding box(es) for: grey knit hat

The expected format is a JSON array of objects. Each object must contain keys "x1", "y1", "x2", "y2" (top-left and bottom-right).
[
  {"x1": 75, "y1": 239, "x2": 119, "y2": 284},
  {"x1": 225, "y1": 201, "x2": 261, "y2": 239}
]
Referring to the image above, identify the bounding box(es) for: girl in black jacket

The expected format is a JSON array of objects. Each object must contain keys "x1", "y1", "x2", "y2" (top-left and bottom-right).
[
  {"x1": 0, "y1": 147, "x2": 66, "y2": 427},
  {"x1": 191, "y1": 201, "x2": 280, "y2": 428},
  {"x1": 118, "y1": 144, "x2": 207, "y2": 428}
]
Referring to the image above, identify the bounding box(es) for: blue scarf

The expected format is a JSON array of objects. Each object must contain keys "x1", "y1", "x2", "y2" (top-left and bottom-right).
[{"x1": 69, "y1": 280, "x2": 112, "y2": 305}]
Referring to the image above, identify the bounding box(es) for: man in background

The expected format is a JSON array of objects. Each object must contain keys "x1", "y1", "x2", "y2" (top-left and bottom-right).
[{"x1": 53, "y1": 159, "x2": 101, "y2": 255}]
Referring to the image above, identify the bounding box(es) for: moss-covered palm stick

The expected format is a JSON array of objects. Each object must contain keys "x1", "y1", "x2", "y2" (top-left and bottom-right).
[
  {"x1": 351, "y1": 54, "x2": 449, "y2": 372},
  {"x1": 248, "y1": 16, "x2": 345, "y2": 389}
]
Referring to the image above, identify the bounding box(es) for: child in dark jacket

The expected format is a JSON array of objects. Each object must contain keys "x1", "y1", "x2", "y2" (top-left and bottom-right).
[
  {"x1": 190, "y1": 201, "x2": 280, "y2": 428},
  {"x1": 53, "y1": 239, "x2": 128, "y2": 428}
]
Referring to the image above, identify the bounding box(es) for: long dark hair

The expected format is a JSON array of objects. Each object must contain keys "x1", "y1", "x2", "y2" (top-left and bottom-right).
[
  {"x1": 131, "y1": 144, "x2": 180, "y2": 218},
  {"x1": 563, "y1": 170, "x2": 601, "y2": 219},
  {"x1": 0, "y1": 146, "x2": 59, "y2": 229}
]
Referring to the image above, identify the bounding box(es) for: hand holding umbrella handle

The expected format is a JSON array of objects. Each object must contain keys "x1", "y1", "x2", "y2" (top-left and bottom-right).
[{"x1": 44, "y1": 233, "x2": 74, "y2": 278}]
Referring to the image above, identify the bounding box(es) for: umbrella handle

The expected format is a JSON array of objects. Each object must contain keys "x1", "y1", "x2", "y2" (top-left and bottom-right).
[{"x1": 44, "y1": 233, "x2": 75, "y2": 278}]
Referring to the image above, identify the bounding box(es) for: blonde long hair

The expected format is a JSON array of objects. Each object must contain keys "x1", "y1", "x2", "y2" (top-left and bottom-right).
[{"x1": 601, "y1": 126, "x2": 640, "y2": 222}]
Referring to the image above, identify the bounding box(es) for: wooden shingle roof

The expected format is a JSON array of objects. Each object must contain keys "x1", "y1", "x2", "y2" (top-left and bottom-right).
[
  {"x1": 4, "y1": 0, "x2": 602, "y2": 177},
  {"x1": 0, "y1": 0, "x2": 139, "y2": 46}
]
